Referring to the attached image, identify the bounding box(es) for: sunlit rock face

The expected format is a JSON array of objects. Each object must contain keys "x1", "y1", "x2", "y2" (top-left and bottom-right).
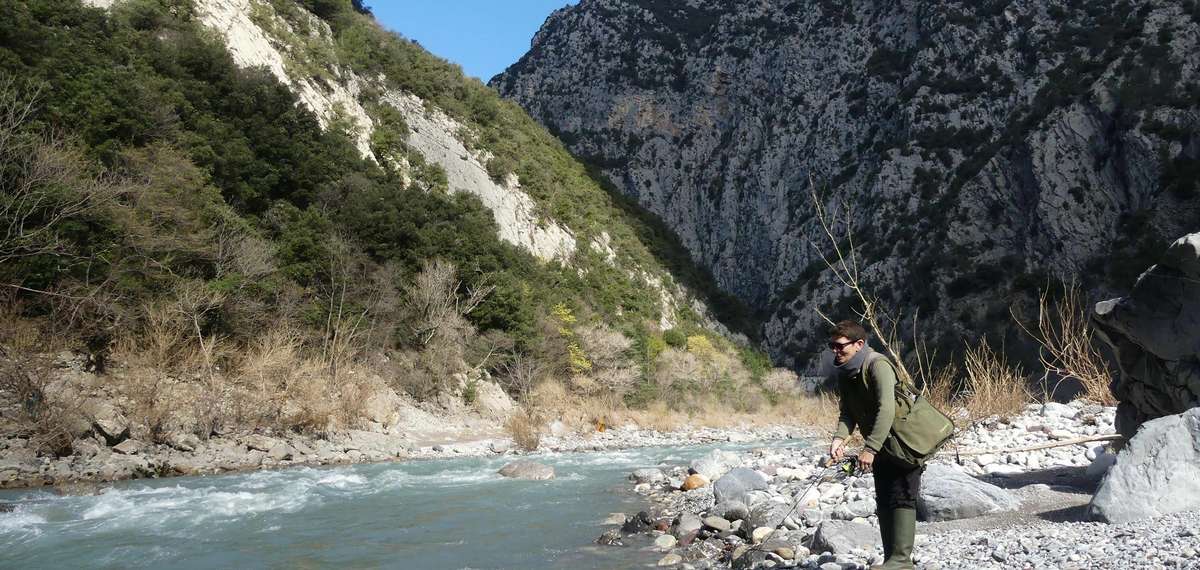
[{"x1": 494, "y1": 0, "x2": 1200, "y2": 370}]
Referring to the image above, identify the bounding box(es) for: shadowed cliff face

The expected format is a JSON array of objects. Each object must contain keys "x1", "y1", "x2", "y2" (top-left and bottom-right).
[{"x1": 494, "y1": 0, "x2": 1200, "y2": 371}]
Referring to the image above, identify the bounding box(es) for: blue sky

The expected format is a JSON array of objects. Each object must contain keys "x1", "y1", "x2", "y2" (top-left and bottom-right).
[{"x1": 372, "y1": 1, "x2": 576, "y2": 82}]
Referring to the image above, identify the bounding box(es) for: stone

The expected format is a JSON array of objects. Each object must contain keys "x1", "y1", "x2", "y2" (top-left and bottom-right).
[
  {"x1": 690, "y1": 449, "x2": 742, "y2": 481},
  {"x1": 472, "y1": 380, "x2": 516, "y2": 420},
  {"x1": 596, "y1": 528, "x2": 623, "y2": 546},
  {"x1": 162, "y1": 431, "x2": 200, "y2": 452},
  {"x1": 752, "y1": 526, "x2": 775, "y2": 543},
  {"x1": 1090, "y1": 407, "x2": 1200, "y2": 523},
  {"x1": 810, "y1": 521, "x2": 877, "y2": 555},
  {"x1": 709, "y1": 500, "x2": 749, "y2": 521},
  {"x1": 674, "y1": 513, "x2": 703, "y2": 537},
  {"x1": 603, "y1": 512, "x2": 626, "y2": 525},
  {"x1": 489, "y1": 439, "x2": 512, "y2": 454},
  {"x1": 745, "y1": 500, "x2": 795, "y2": 531},
  {"x1": 702, "y1": 515, "x2": 731, "y2": 532},
  {"x1": 631, "y1": 468, "x2": 667, "y2": 484},
  {"x1": 681, "y1": 474, "x2": 709, "y2": 491},
  {"x1": 657, "y1": 553, "x2": 683, "y2": 566},
  {"x1": 919, "y1": 464, "x2": 1020, "y2": 521},
  {"x1": 243, "y1": 434, "x2": 278, "y2": 452},
  {"x1": 655, "y1": 534, "x2": 677, "y2": 549},
  {"x1": 497, "y1": 460, "x2": 554, "y2": 480},
  {"x1": 88, "y1": 402, "x2": 129, "y2": 445},
  {"x1": 112, "y1": 439, "x2": 144, "y2": 455},
  {"x1": 713, "y1": 468, "x2": 768, "y2": 506},
  {"x1": 833, "y1": 499, "x2": 876, "y2": 520},
  {"x1": 266, "y1": 443, "x2": 294, "y2": 461},
  {"x1": 361, "y1": 389, "x2": 404, "y2": 428},
  {"x1": 622, "y1": 510, "x2": 653, "y2": 534}
]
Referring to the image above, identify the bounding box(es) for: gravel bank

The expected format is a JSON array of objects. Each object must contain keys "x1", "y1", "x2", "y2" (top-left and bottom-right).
[{"x1": 612, "y1": 400, "x2": 1200, "y2": 569}]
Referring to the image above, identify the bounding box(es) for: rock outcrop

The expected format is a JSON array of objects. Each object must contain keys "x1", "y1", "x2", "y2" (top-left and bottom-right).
[
  {"x1": 494, "y1": 0, "x2": 1200, "y2": 369},
  {"x1": 1095, "y1": 233, "x2": 1200, "y2": 437},
  {"x1": 1089, "y1": 407, "x2": 1200, "y2": 523}
]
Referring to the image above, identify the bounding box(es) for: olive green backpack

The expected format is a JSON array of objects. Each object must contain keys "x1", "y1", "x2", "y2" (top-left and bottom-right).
[{"x1": 863, "y1": 352, "x2": 956, "y2": 468}]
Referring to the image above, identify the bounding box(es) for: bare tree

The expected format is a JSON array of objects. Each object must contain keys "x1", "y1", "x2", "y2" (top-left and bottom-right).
[
  {"x1": 1013, "y1": 282, "x2": 1114, "y2": 404},
  {"x1": 404, "y1": 259, "x2": 494, "y2": 348},
  {"x1": 0, "y1": 78, "x2": 125, "y2": 265},
  {"x1": 496, "y1": 350, "x2": 547, "y2": 403},
  {"x1": 808, "y1": 184, "x2": 915, "y2": 385}
]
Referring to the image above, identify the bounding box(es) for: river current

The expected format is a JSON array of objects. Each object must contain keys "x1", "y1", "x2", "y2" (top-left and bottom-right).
[{"x1": 0, "y1": 440, "x2": 807, "y2": 569}]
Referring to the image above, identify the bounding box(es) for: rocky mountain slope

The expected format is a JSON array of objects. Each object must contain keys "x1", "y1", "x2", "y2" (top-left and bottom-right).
[{"x1": 493, "y1": 0, "x2": 1200, "y2": 371}]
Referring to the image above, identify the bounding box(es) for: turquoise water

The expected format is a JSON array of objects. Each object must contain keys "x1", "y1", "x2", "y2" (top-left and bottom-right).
[{"x1": 0, "y1": 440, "x2": 809, "y2": 569}]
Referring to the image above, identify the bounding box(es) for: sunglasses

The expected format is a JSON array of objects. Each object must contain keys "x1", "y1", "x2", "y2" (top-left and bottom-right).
[{"x1": 828, "y1": 339, "x2": 858, "y2": 350}]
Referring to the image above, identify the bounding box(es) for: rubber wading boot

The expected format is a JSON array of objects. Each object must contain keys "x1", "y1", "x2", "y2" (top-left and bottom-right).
[
  {"x1": 875, "y1": 508, "x2": 916, "y2": 570},
  {"x1": 877, "y1": 507, "x2": 895, "y2": 560}
]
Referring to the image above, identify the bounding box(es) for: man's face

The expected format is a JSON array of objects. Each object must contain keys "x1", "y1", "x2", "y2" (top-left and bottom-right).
[{"x1": 830, "y1": 336, "x2": 864, "y2": 365}]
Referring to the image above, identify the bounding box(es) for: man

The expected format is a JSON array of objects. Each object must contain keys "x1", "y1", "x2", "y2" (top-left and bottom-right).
[{"x1": 827, "y1": 320, "x2": 920, "y2": 570}]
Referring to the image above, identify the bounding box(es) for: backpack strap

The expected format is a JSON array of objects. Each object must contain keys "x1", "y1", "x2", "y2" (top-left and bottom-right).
[{"x1": 862, "y1": 351, "x2": 915, "y2": 399}]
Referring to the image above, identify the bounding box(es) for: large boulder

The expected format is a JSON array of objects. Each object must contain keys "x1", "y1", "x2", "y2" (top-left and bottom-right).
[
  {"x1": 810, "y1": 521, "x2": 877, "y2": 554},
  {"x1": 713, "y1": 467, "x2": 769, "y2": 506},
  {"x1": 473, "y1": 379, "x2": 516, "y2": 420},
  {"x1": 690, "y1": 449, "x2": 742, "y2": 481},
  {"x1": 918, "y1": 464, "x2": 1020, "y2": 521},
  {"x1": 87, "y1": 401, "x2": 129, "y2": 445},
  {"x1": 497, "y1": 460, "x2": 555, "y2": 480},
  {"x1": 1089, "y1": 407, "x2": 1200, "y2": 523},
  {"x1": 361, "y1": 388, "x2": 404, "y2": 428},
  {"x1": 1094, "y1": 233, "x2": 1200, "y2": 437}
]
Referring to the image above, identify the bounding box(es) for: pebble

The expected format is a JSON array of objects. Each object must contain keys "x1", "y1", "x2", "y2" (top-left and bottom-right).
[{"x1": 657, "y1": 553, "x2": 683, "y2": 566}]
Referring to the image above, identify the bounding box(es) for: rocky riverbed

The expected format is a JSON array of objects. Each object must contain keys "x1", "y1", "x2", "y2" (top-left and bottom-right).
[{"x1": 604, "y1": 400, "x2": 1200, "y2": 569}]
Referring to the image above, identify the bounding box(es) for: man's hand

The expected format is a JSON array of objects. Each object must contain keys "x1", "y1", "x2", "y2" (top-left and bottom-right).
[
  {"x1": 857, "y1": 449, "x2": 875, "y2": 473},
  {"x1": 830, "y1": 438, "x2": 845, "y2": 462}
]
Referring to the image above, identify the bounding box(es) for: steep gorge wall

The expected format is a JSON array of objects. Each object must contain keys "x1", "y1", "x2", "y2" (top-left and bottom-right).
[{"x1": 494, "y1": 0, "x2": 1200, "y2": 370}]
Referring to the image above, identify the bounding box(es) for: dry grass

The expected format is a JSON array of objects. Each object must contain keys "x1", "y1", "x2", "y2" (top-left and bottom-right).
[
  {"x1": 1015, "y1": 283, "x2": 1115, "y2": 405},
  {"x1": 922, "y1": 359, "x2": 959, "y2": 413},
  {"x1": 108, "y1": 320, "x2": 375, "y2": 439},
  {"x1": 961, "y1": 340, "x2": 1033, "y2": 422},
  {"x1": 0, "y1": 299, "x2": 79, "y2": 456},
  {"x1": 504, "y1": 408, "x2": 542, "y2": 451}
]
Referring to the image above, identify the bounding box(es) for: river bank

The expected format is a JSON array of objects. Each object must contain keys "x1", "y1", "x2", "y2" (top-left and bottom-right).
[
  {"x1": 0, "y1": 402, "x2": 816, "y2": 492},
  {"x1": 605, "y1": 400, "x2": 1199, "y2": 569}
]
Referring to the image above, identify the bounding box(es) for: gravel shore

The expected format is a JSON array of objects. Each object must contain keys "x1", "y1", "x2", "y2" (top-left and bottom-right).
[{"x1": 613, "y1": 400, "x2": 1200, "y2": 569}]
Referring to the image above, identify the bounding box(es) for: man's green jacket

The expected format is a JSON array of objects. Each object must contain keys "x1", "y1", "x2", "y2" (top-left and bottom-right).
[{"x1": 832, "y1": 348, "x2": 897, "y2": 453}]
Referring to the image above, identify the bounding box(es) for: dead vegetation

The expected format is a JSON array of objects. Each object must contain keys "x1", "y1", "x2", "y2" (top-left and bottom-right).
[
  {"x1": 808, "y1": 184, "x2": 1115, "y2": 429},
  {"x1": 1015, "y1": 282, "x2": 1116, "y2": 405}
]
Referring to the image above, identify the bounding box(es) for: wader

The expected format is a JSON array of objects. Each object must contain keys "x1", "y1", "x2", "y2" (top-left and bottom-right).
[{"x1": 872, "y1": 451, "x2": 921, "y2": 570}]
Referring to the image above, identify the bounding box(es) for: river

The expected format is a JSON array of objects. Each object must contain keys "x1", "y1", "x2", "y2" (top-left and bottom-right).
[{"x1": 0, "y1": 440, "x2": 808, "y2": 569}]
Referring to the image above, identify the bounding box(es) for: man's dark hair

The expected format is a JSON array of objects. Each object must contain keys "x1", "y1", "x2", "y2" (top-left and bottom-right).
[{"x1": 829, "y1": 320, "x2": 867, "y2": 342}]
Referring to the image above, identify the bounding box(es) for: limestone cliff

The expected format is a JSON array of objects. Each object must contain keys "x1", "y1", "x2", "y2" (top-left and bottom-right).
[{"x1": 494, "y1": 0, "x2": 1200, "y2": 370}]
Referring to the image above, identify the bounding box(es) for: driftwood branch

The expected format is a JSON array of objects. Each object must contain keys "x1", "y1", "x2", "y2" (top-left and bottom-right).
[{"x1": 941, "y1": 434, "x2": 1123, "y2": 457}]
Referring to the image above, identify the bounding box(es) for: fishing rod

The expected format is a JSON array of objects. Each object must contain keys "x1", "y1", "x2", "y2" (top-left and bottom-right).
[{"x1": 730, "y1": 455, "x2": 861, "y2": 564}]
